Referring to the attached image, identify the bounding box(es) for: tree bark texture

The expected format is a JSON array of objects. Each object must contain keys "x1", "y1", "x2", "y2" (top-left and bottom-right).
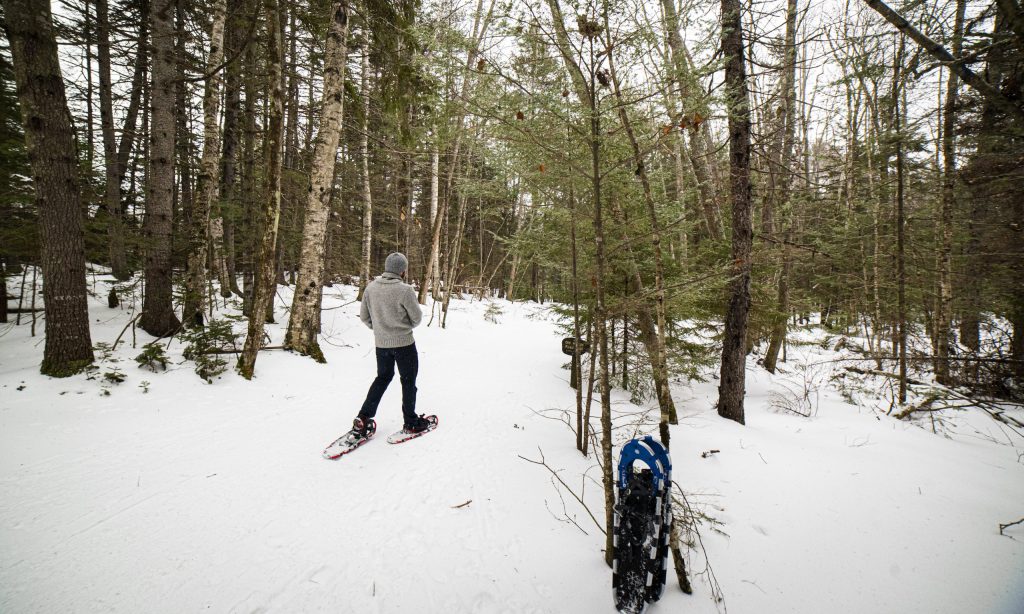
[
  {"x1": 141, "y1": 0, "x2": 182, "y2": 337},
  {"x1": 358, "y1": 48, "x2": 373, "y2": 302},
  {"x1": 283, "y1": 0, "x2": 349, "y2": 361},
  {"x1": 3, "y1": 0, "x2": 95, "y2": 376},
  {"x1": 183, "y1": 0, "x2": 228, "y2": 328},
  {"x1": 238, "y1": 0, "x2": 285, "y2": 379},
  {"x1": 717, "y1": 0, "x2": 753, "y2": 425}
]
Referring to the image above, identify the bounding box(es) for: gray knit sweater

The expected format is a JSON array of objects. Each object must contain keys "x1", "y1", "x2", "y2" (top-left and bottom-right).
[{"x1": 359, "y1": 273, "x2": 423, "y2": 348}]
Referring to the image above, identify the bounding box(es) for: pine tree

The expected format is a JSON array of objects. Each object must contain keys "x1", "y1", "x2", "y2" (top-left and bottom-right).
[{"x1": 3, "y1": 0, "x2": 95, "y2": 376}]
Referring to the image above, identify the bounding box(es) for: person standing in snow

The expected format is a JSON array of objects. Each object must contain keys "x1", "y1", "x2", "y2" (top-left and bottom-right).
[{"x1": 352, "y1": 252, "x2": 435, "y2": 437}]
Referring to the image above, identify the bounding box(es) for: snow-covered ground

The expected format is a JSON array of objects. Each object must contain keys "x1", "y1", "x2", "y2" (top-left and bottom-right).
[{"x1": 2, "y1": 273, "x2": 1023, "y2": 613}]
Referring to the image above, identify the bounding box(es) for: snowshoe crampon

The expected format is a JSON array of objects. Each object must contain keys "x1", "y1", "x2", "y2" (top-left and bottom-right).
[{"x1": 612, "y1": 436, "x2": 672, "y2": 613}]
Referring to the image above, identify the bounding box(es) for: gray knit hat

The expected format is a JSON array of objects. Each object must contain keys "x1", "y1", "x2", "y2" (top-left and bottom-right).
[{"x1": 384, "y1": 252, "x2": 409, "y2": 275}]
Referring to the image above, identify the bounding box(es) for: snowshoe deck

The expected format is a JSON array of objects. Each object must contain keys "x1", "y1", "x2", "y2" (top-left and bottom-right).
[
  {"x1": 386, "y1": 415, "x2": 438, "y2": 444},
  {"x1": 322, "y1": 420, "x2": 376, "y2": 459}
]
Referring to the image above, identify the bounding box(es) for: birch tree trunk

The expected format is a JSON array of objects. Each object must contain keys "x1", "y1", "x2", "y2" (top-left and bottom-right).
[
  {"x1": 418, "y1": 0, "x2": 495, "y2": 305},
  {"x1": 183, "y1": 0, "x2": 228, "y2": 328},
  {"x1": 506, "y1": 187, "x2": 523, "y2": 301},
  {"x1": 3, "y1": 0, "x2": 95, "y2": 376},
  {"x1": 283, "y1": 1, "x2": 349, "y2": 361},
  {"x1": 238, "y1": 0, "x2": 285, "y2": 379},
  {"x1": 427, "y1": 145, "x2": 441, "y2": 300},
  {"x1": 717, "y1": 0, "x2": 754, "y2": 425},
  {"x1": 141, "y1": 0, "x2": 183, "y2": 337},
  {"x1": 357, "y1": 49, "x2": 373, "y2": 302}
]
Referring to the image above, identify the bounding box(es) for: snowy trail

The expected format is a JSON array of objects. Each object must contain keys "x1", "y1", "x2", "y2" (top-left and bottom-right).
[{"x1": 2, "y1": 281, "x2": 1023, "y2": 613}]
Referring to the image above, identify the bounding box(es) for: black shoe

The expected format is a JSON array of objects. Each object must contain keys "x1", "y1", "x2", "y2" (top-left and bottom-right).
[
  {"x1": 404, "y1": 414, "x2": 433, "y2": 433},
  {"x1": 353, "y1": 416, "x2": 376, "y2": 437}
]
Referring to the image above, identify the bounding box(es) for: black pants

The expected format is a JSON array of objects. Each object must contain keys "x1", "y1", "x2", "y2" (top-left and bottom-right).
[{"x1": 359, "y1": 343, "x2": 418, "y2": 426}]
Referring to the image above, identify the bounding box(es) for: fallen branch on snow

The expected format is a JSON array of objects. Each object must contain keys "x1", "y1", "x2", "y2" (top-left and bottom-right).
[{"x1": 999, "y1": 517, "x2": 1024, "y2": 536}]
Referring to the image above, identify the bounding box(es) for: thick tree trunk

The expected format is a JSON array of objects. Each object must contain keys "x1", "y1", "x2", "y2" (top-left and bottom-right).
[
  {"x1": 140, "y1": 0, "x2": 182, "y2": 337},
  {"x1": 717, "y1": 0, "x2": 754, "y2": 425},
  {"x1": 4, "y1": 0, "x2": 95, "y2": 376},
  {"x1": 183, "y1": 0, "x2": 228, "y2": 328},
  {"x1": 283, "y1": 1, "x2": 348, "y2": 361}
]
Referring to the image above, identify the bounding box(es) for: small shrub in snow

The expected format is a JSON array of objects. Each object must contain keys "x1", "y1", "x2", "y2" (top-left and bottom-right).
[
  {"x1": 135, "y1": 342, "x2": 169, "y2": 372},
  {"x1": 182, "y1": 319, "x2": 239, "y2": 383},
  {"x1": 484, "y1": 302, "x2": 503, "y2": 324},
  {"x1": 769, "y1": 364, "x2": 823, "y2": 417}
]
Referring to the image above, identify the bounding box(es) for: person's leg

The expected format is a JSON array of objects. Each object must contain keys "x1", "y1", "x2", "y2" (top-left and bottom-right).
[
  {"x1": 359, "y1": 348, "x2": 396, "y2": 419},
  {"x1": 394, "y1": 343, "x2": 419, "y2": 426}
]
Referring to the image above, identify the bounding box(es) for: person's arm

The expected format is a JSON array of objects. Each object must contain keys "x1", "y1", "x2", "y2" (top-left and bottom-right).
[
  {"x1": 360, "y1": 293, "x2": 373, "y2": 329},
  {"x1": 404, "y1": 287, "x2": 423, "y2": 328}
]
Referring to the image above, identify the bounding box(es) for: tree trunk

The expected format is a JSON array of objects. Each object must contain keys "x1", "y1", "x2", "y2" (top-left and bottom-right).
[
  {"x1": 174, "y1": 0, "x2": 194, "y2": 234},
  {"x1": 935, "y1": 0, "x2": 966, "y2": 384},
  {"x1": 418, "y1": 0, "x2": 495, "y2": 306},
  {"x1": 763, "y1": 0, "x2": 799, "y2": 374},
  {"x1": 427, "y1": 145, "x2": 441, "y2": 301},
  {"x1": 506, "y1": 187, "x2": 523, "y2": 301},
  {"x1": 543, "y1": 0, "x2": 615, "y2": 561},
  {"x1": 183, "y1": 0, "x2": 228, "y2": 328},
  {"x1": 358, "y1": 49, "x2": 373, "y2": 302},
  {"x1": 717, "y1": 0, "x2": 753, "y2": 425},
  {"x1": 215, "y1": 0, "x2": 244, "y2": 298},
  {"x1": 659, "y1": 0, "x2": 721, "y2": 241},
  {"x1": 238, "y1": 0, "x2": 285, "y2": 379},
  {"x1": 894, "y1": 38, "x2": 908, "y2": 405},
  {"x1": 116, "y1": 5, "x2": 148, "y2": 192},
  {"x1": 4, "y1": 0, "x2": 95, "y2": 375},
  {"x1": 140, "y1": 0, "x2": 182, "y2": 337},
  {"x1": 605, "y1": 16, "x2": 676, "y2": 428},
  {"x1": 283, "y1": 0, "x2": 348, "y2": 361},
  {"x1": 96, "y1": 0, "x2": 129, "y2": 281}
]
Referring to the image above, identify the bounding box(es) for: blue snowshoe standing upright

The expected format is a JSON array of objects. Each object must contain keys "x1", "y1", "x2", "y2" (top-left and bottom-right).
[{"x1": 612, "y1": 436, "x2": 673, "y2": 613}]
